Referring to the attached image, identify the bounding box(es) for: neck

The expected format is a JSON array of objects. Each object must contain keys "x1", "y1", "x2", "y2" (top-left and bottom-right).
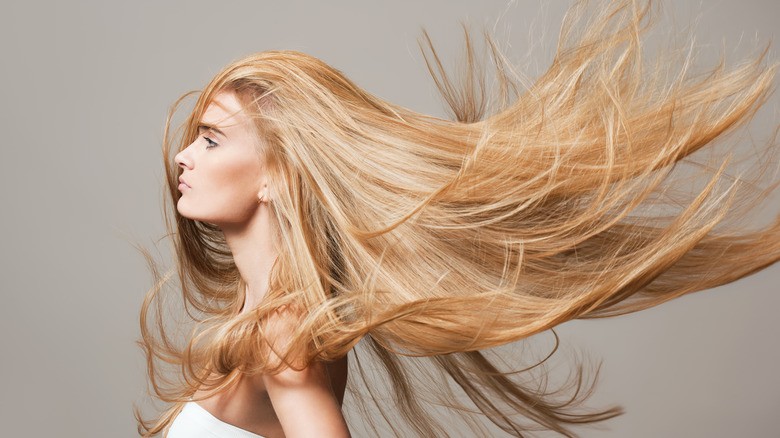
[{"x1": 220, "y1": 205, "x2": 278, "y2": 314}]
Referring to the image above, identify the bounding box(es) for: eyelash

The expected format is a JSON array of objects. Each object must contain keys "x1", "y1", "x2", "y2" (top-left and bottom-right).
[{"x1": 203, "y1": 136, "x2": 218, "y2": 149}]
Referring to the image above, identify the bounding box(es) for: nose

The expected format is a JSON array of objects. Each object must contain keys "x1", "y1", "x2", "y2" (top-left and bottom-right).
[{"x1": 174, "y1": 143, "x2": 194, "y2": 170}]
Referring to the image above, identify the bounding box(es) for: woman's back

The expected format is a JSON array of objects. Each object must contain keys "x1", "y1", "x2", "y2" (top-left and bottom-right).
[
  {"x1": 168, "y1": 356, "x2": 349, "y2": 438},
  {"x1": 168, "y1": 400, "x2": 268, "y2": 438}
]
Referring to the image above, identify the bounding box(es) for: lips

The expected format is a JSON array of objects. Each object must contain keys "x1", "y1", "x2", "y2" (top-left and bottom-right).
[{"x1": 179, "y1": 176, "x2": 191, "y2": 188}]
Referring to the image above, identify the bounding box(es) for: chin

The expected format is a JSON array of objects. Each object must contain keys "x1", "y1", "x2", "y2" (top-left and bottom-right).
[
  {"x1": 176, "y1": 204, "x2": 220, "y2": 226},
  {"x1": 175, "y1": 200, "x2": 196, "y2": 220}
]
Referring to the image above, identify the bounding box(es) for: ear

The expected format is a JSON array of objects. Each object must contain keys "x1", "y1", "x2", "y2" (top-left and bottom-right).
[{"x1": 257, "y1": 180, "x2": 271, "y2": 203}]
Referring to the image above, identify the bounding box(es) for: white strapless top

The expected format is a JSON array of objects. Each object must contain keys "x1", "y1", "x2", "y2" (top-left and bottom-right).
[{"x1": 167, "y1": 400, "x2": 266, "y2": 438}]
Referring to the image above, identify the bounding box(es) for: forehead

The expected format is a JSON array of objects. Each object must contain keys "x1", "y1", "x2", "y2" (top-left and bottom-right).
[{"x1": 200, "y1": 90, "x2": 250, "y2": 130}]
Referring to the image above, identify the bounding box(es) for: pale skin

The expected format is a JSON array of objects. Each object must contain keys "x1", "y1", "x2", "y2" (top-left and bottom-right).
[{"x1": 174, "y1": 90, "x2": 350, "y2": 438}]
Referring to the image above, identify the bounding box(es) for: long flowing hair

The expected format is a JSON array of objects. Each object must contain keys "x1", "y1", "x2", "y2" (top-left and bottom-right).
[{"x1": 135, "y1": 0, "x2": 780, "y2": 436}]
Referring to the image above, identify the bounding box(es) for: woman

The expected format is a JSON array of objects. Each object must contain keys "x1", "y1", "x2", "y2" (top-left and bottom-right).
[
  {"x1": 136, "y1": 0, "x2": 780, "y2": 436},
  {"x1": 167, "y1": 88, "x2": 352, "y2": 437}
]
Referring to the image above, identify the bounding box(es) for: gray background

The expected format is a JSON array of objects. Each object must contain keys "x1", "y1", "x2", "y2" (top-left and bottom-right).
[{"x1": 1, "y1": 1, "x2": 778, "y2": 437}]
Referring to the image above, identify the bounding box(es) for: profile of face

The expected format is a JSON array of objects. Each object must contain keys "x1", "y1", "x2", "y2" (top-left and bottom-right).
[{"x1": 174, "y1": 90, "x2": 268, "y2": 227}]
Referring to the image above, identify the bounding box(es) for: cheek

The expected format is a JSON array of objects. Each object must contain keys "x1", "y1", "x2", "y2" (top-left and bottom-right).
[
  {"x1": 211, "y1": 158, "x2": 263, "y2": 208},
  {"x1": 178, "y1": 152, "x2": 265, "y2": 224}
]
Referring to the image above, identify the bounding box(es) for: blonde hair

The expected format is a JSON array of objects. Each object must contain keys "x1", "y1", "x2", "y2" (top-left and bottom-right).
[{"x1": 135, "y1": 0, "x2": 780, "y2": 436}]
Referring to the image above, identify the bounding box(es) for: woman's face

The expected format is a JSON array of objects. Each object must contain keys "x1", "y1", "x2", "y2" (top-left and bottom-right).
[{"x1": 174, "y1": 90, "x2": 268, "y2": 226}]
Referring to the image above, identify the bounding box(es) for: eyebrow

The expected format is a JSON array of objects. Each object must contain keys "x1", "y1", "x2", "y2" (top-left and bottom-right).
[{"x1": 197, "y1": 123, "x2": 228, "y2": 139}]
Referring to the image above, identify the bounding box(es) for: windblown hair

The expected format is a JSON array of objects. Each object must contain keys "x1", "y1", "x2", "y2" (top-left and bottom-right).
[{"x1": 135, "y1": 0, "x2": 780, "y2": 436}]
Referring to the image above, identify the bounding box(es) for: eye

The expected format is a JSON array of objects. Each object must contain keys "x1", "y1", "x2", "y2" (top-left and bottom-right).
[{"x1": 203, "y1": 136, "x2": 219, "y2": 149}]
